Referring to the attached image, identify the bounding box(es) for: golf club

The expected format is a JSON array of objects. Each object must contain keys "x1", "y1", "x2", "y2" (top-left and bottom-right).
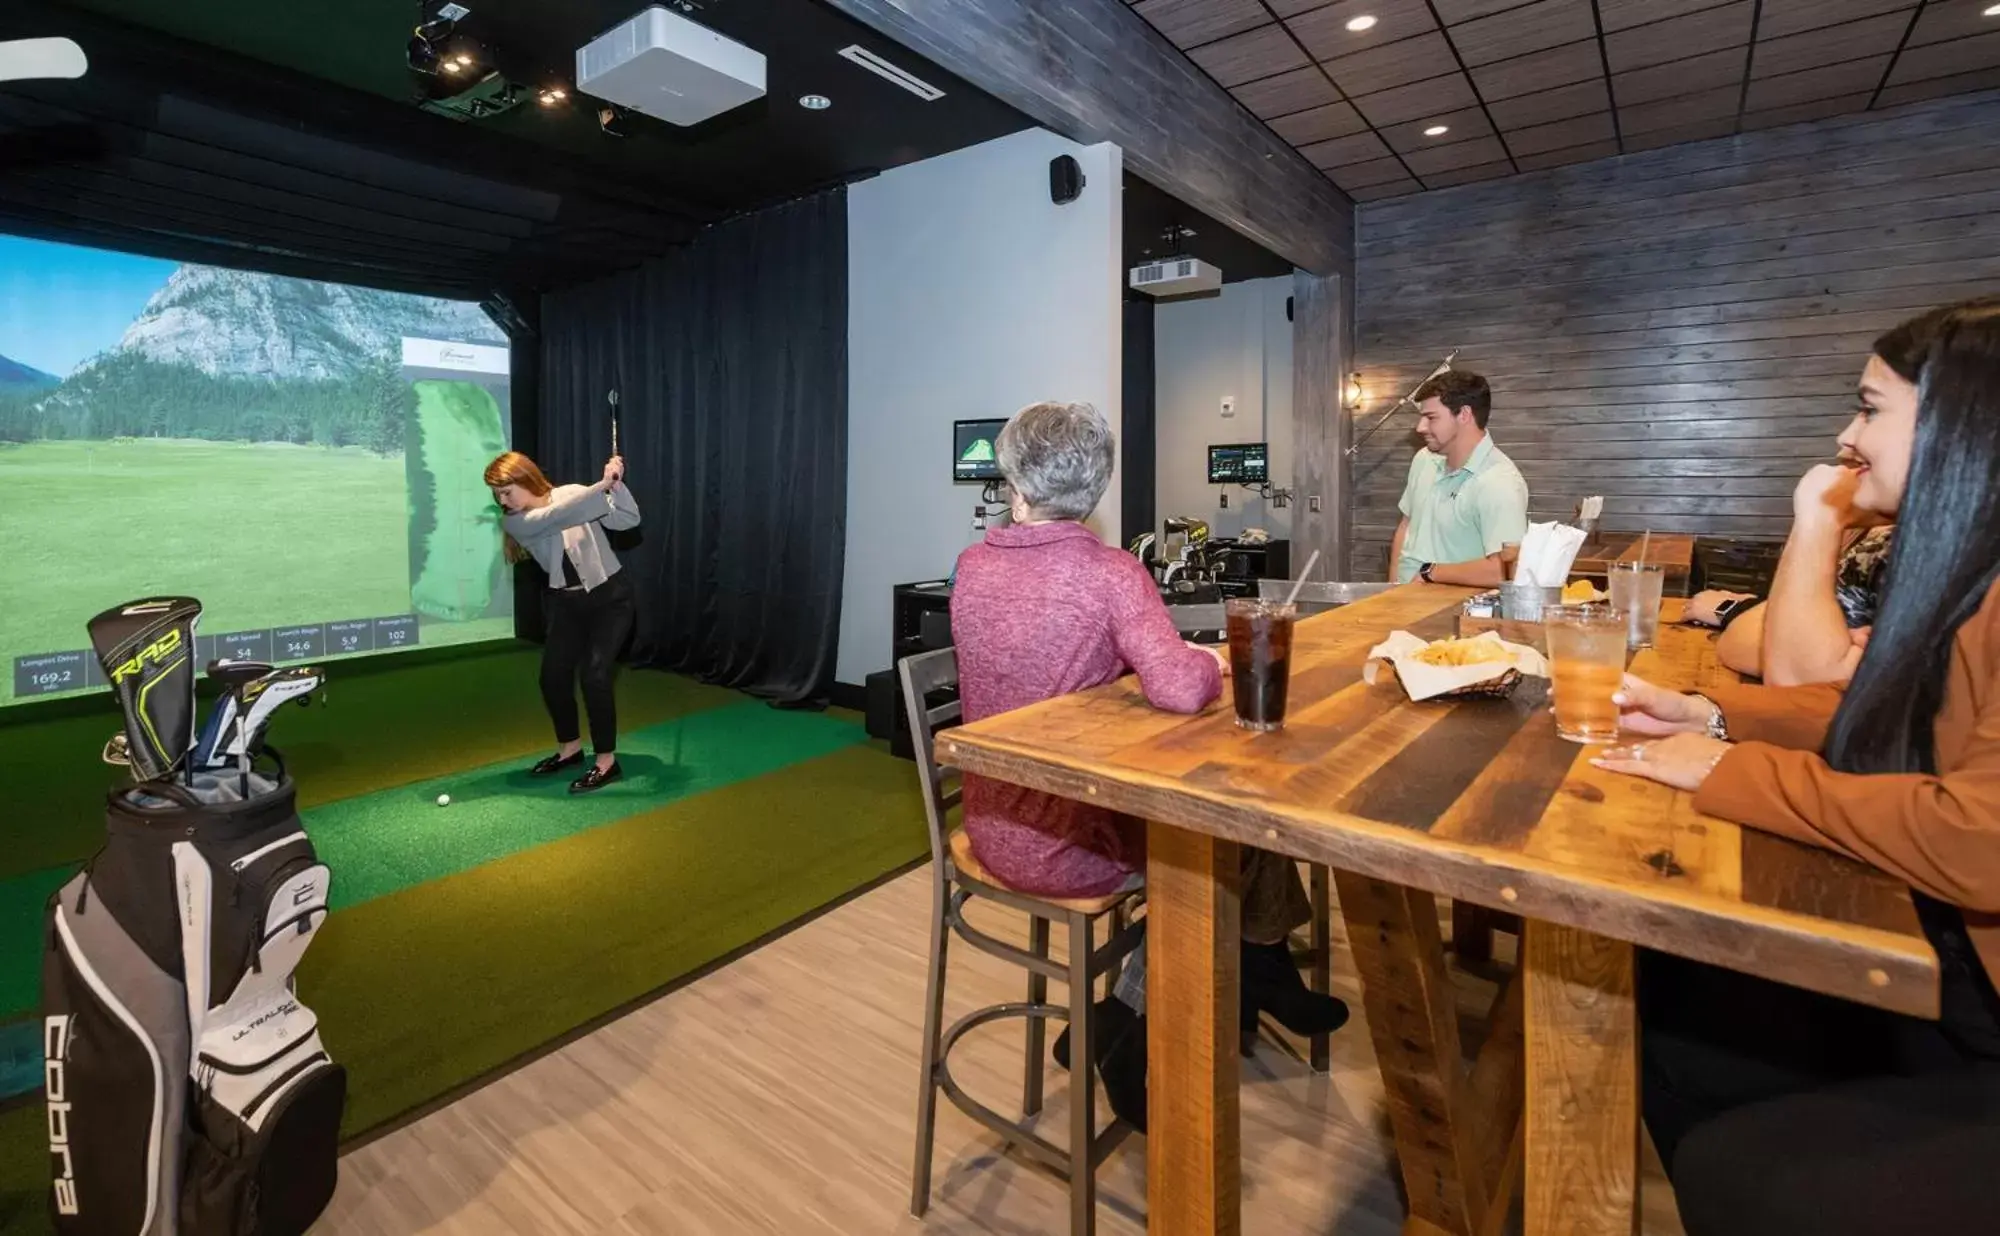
[{"x1": 191, "y1": 659, "x2": 273, "y2": 772}]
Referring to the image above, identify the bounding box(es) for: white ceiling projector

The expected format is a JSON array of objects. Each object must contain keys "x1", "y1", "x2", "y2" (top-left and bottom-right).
[{"x1": 577, "y1": 7, "x2": 766, "y2": 128}]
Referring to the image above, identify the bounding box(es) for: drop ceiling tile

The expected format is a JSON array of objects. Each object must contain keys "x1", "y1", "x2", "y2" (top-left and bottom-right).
[
  {"x1": 1268, "y1": 100, "x2": 1372, "y2": 145},
  {"x1": 1403, "y1": 134, "x2": 1511, "y2": 174},
  {"x1": 1596, "y1": 0, "x2": 1738, "y2": 35},
  {"x1": 1884, "y1": 28, "x2": 2000, "y2": 85},
  {"x1": 1623, "y1": 114, "x2": 1739, "y2": 150},
  {"x1": 1743, "y1": 56, "x2": 1889, "y2": 110},
  {"x1": 1758, "y1": 0, "x2": 1917, "y2": 42},
  {"x1": 1349, "y1": 177, "x2": 1424, "y2": 201},
  {"x1": 1287, "y1": 0, "x2": 1440, "y2": 59},
  {"x1": 1469, "y1": 39, "x2": 1606, "y2": 101},
  {"x1": 1132, "y1": 0, "x2": 1272, "y2": 48},
  {"x1": 1612, "y1": 47, "x2": 1745, "y2": 106},
  {"x1": 1330, "y1": 154, "x2": 1415, "y2": 188},
  {"x1": 1505, "y1": 109, "x2": 1617, "y2": 154},
  {"x1": 1382, "y1": 106, "x2": 1496, "y2": 152},
  {"x1": 1350, "y1": 70, "x2": 1481, "y2": 125},
  {"x1": 1300, "y1": 129, "x2": 1396, "y2": 168},
  {"x1": 1876, "y1": 66, "x2": 2000, "y2": 107},
  {"x1": 1740, "y1": 93, "x2": 1874, "y2": 130},
  {"x1": 1321, "y1": 32, "x2": 1462, "y2": 97},
  {"x1": 1906, "y1": 1, "x2": 1995, "y2": 48},
  {"x1": 1606, "y1": 1, "x2": 1755, "y2": 74},
  {"x1": 1517, "y1": 137, "x2": 1622, "y2": 170},
  {"x1": 1188, "y1": 24, "x2": 1311, "y2": 88},
  {"x1": 1487, "y1": 77, "x2": 1612, "y2": 127},
  {"x1": 1619, "y1": 85, "x2": 1741, "y2": 134},
  {"x1": 1425, "y1": 159, "x2": 1516, "y2": 188},
  {"x1": 1233, "y1": 66, "x2": 1343, "y2": 118},
  {"x1": 1432, "y1": 0, "x2": 1537, "y2": 23},
  {"x1": 1449, "y1": 0, "x2": 1600, "y2": 67},
  {"x1": 1751, "y1": 13, "x2": 1911, "y2": 78}
]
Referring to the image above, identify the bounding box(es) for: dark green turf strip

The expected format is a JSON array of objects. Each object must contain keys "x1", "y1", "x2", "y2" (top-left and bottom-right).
[
  {"x1": 0, "y1": 651, "x2": 736, "y2": 880},
  {"x1": 0, "y1": 741, "x2": 928, "y2": 1236}
]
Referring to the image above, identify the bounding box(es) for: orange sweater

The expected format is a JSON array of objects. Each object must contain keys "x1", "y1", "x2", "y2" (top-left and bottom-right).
[{"x1": 1696, "y1": 577, "x2": 2000, "y2": 990}]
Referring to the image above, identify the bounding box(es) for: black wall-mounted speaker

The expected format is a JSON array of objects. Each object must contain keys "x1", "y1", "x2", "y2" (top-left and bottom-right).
[
  {"x1": 1286, "y1": 295, "x2": 1294, "y2": 322},
  {"x1": 1049, "y1": 154, "x2": 1085, "y2": 205}
]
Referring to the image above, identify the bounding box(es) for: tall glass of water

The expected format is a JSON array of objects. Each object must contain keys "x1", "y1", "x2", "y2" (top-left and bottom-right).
[{"x1": 1608, "y1": 562, "x2": 1665, "y2": 650}]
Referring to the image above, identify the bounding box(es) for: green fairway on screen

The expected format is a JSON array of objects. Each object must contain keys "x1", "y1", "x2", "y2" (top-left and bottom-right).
[{"x1": 0, "y1": 235, "x2": 517, "y2": 705}]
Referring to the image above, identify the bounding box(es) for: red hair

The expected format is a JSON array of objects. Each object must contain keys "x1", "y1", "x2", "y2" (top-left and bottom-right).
[{"x1": 485, "y1": 452, "x2": 553, "y2": 563}]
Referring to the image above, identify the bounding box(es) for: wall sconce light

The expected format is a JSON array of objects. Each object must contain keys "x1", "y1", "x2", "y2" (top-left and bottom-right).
[{"x1": 1345, "y1": 372, "x2": 1363, "y2": 410}]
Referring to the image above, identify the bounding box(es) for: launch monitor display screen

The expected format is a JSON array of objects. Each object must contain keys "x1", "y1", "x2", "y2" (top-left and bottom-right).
[
  {"x1": 0, "y1": 233, "x2": 515, "y2": 705},
  {"x1": 954, "y1": 418, "x2": 1007, "y2": 483},
  {"x1": 1208, "y1": 442, "x2": 1270, "y2": 486}
]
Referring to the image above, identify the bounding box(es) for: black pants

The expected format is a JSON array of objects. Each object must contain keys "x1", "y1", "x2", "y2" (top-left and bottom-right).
[
  {"x1": 540, "y1": 572, "x2": 635, "y2": 755},
  {"x1": 1642, "y1": 951, "x2": 2000, "y2": 1235}
]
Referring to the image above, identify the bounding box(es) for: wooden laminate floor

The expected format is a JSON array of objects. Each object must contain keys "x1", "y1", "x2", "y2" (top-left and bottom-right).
[{"x1": 318, "y1": 865, "x2": 1687, "y2": 1235}]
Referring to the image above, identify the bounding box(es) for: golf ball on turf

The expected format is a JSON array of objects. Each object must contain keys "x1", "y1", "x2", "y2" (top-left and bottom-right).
[{"x1": 436, "y1": 794, "x2": 451, "y2": 807}]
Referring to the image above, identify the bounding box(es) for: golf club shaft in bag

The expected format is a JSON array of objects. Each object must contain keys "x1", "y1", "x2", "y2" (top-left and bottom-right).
[{"x1": 44, "y1": 767, "x2": 344, "y2": 1234}]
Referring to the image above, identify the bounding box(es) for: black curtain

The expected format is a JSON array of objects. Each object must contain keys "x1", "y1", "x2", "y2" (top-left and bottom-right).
[
  {"x1": 535, "y1": 189, "x2": 847, "y2": 705},
  {"x1": 1121, "y1": 295, "x2": 1156, "y2": 546}
]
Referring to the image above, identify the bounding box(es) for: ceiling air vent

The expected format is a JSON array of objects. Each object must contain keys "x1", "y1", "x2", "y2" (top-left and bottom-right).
[{"x1": 837, "y1": 45, "x2": 945, "y2": 101}]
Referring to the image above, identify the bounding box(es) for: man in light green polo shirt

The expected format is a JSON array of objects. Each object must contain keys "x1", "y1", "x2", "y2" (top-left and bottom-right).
[{"x1": 1388, "y1": 370, "x2": 1530, "y2": 586}]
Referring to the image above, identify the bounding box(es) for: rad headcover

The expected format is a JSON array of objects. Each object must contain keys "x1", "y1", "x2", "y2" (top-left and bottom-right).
[{"x1": 87, "y1": 596, "x2": 202, "y2": 781}]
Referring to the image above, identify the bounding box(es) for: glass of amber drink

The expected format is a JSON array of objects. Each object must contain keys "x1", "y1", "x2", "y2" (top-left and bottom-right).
[{"x1": 1544, "y1": 604, "x2": 1626, "y2": 744}]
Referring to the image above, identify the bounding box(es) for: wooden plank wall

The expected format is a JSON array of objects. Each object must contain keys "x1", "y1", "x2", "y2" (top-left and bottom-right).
[
  {"x1": 1346, "y1": 90, "x2": 2000, "y2": 580},
  {"x1": 822, "y1": 0, "x2": 1354, "y2": 277}
]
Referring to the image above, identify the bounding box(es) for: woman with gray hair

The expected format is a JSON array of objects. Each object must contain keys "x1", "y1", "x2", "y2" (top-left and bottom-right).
[{"x1": 951, "y1": 401, "x2": 1348, "y2": 1128}]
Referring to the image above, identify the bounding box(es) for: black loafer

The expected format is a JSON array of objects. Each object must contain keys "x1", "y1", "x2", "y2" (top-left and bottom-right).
[
  {"x1": 569, "y1": 762, "x2": 623, "y2": 794},
  {"x1": 529, "y1": 751, "x2": 585, "y2": 776}
]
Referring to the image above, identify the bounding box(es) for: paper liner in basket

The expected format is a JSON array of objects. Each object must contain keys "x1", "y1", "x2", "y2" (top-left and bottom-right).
[{"x1": 1362, "y1": 630, "x2": 1550, "y2": 702}]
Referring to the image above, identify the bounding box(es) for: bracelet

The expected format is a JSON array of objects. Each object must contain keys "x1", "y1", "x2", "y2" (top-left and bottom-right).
[{"x1": 1688, "y1": 692, "x2": 1730, "y2": 741}]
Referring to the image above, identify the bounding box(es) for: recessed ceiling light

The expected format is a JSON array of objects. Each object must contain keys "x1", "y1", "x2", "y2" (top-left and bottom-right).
[
  {"x1": 1423, "y1": 124, "x2": 1450, "y2": 137},
  {"x1": 800, "y1": 94, "x2": 832, "y2": 110},
  {"x1": 1346, "y1": 15, "x2": 1379, "y2": 31}
]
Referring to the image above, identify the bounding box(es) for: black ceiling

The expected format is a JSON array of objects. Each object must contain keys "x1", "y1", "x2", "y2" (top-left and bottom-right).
[
  {"x1": 1123, "y1": 171, "x2": 1294, "y2": 286},
  {"x1": 0, "y1": 0, "x2": 1032, "y2": 297}
]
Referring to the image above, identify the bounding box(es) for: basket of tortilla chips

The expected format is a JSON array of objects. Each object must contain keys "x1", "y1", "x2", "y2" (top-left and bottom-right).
[{"x1": 1363, "y1": 630, "x2": 1549, "y2": 702}]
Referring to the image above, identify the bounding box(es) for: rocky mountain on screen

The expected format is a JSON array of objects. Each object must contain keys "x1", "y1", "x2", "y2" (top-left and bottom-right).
[
  {"x1": 84, "y1": 264, "x2": 504, "y2": 381},
  {"x1": 0, "y1": 352, "x2": 59, "y2": 393}
]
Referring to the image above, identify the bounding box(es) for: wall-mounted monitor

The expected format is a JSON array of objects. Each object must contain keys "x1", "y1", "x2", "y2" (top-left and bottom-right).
[
  {"x1": 954, "y1": 418, "x2": 1007, "y2": 482},
  {"x1": 1207, "y1": 442, "x2": 1269, "y2": 486}
]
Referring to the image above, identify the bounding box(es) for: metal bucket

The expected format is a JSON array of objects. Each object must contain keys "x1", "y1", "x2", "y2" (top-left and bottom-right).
[{"x1": 1499, "y1": 582, "x2": 1562, "y2": 622}]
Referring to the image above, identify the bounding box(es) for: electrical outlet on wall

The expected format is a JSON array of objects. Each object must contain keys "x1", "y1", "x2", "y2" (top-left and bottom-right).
[
  {"x1": 1220, "y1": 395, "x2": 1236, "y2": 418},
  {"x1": 1219, "y1": 491, "x2": 1228, "y2": 509},
  {"x1": 1309, "y1": 495, "x2": 1321, "y2": 513}
]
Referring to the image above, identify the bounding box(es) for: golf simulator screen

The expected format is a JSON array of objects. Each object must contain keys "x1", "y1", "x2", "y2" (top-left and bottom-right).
[
  {"x1": 954, "y1": 418, "x2": 1005, "y2": 482},
  {"x1": 0, "y1": 234, "x2": 515, "y2": 706}
]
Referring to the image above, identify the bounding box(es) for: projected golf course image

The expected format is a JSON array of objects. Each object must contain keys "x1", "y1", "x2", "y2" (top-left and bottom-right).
[{"x1": 0, "y1": 238, "x2": 513, "y2": 705}]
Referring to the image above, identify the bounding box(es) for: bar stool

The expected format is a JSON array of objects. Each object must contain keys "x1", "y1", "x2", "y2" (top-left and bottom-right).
[{"x1": 901, "y1": 648, "x2": 1144, "y2": 1236}]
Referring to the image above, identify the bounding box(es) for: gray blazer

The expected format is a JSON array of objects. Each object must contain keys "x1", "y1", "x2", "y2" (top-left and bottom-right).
[{"x1": 503, "y1": 481, "x2": 641, "y2": 591}]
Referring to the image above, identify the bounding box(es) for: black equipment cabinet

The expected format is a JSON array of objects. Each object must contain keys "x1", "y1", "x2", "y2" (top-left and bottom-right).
[{"x1": 867, "y1": 581, "x2": 956, "y2": 760}]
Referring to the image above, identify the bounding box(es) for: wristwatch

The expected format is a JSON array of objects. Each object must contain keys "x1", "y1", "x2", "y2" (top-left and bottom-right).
[
  {"x1": 1713, "y1": 597, "x2": 1753, "y2": 629},
  {"x1": 1418, "y1": 562, "x2": 1436, "y2": 583}
]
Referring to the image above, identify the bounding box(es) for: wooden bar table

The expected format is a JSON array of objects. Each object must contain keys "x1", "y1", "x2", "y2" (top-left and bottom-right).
[
  {"x1": 939, "y1": 582, "x2": 1938, "y2": 1236},
  {"x1": 1569, "y1": 532, "x2": 1696, "y2": 596}
]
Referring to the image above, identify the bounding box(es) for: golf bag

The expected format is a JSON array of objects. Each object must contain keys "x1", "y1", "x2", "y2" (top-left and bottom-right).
[{"x1": 43, "y1": 768, "x2": 344, "y2": 1235}]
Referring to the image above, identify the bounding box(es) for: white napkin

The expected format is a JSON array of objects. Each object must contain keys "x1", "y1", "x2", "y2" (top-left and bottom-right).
[
  {"x1": 1514, "y1": 521, "x2": 1587, "y2": 587},
  {"x1": 1578, "y1": 495, "x2": 1603, "y2": 523},
  {"x1": 1363, "y1": 630, "x2": 1550, "y2": 702}
]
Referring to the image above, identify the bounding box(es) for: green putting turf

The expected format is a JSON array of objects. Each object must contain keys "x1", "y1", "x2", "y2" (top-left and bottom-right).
[
  {"x1": 0, "y1": 653, "x2": 928, "y2": 1236},
  {"x1": 0, "y1": 644, "x2": 737, "y2": 879}
]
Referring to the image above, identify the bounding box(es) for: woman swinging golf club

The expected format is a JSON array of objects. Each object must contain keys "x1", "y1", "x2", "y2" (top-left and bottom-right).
[{"x1": 485, "y1": 450, "x2": 640, "y2": 794}]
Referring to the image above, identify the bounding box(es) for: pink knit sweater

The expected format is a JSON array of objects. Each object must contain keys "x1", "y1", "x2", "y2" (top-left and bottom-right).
[{"x1": 950, "y1": 521, "x2": 1223, "y2": 897}]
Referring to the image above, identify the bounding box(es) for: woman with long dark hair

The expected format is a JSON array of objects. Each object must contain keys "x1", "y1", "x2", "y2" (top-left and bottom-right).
[
  {"x1": 1592, "y1": 296, "x2": 2000, "y2": 1234},
  {"x1": 486, "y1": 450, "x2": 640, "y2": 794}
]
